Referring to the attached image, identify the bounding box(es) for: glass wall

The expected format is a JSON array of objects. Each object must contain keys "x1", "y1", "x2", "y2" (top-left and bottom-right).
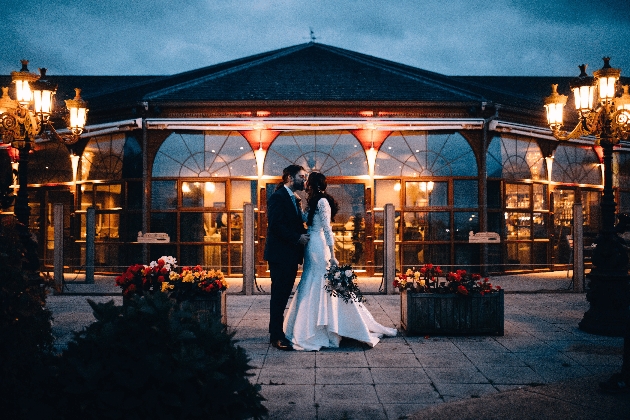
[
  {"x1": 151, "y1": 131, "x2": 257, "y2": 275},
  {"x1": 374, "y1": 131, "x2": 479, "y2": 273}
]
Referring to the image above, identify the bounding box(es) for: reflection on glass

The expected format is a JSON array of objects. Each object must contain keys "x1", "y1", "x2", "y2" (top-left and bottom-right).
[
  {"x1": 231, "y1": 181, "x2": 257, "y2": 209},
  {"x1": 406, "y1": 181, "x2": 445, "y2": 207},
  {"x1": 375, "y1": 180, "x2": 400, "y2": 208},
  {"x1": 80, "y1": 183, "x2": 94, "y2": 210},
  {"x1": 182, "y1": 181, "x2": 226, "y2": 208},
  {"x1": 454, "y1": 212, "x2": 479, "y2": 240},
  {"x1": 95, "y1": 184, "x2": 122, "y2": 209},
  {"x1": 505, "y1": 183, "x2": 530, "y2": 209},
  {"x1": 533, "y1": 213, "x2": 547, "y2": 238},
  {"x1": 453, "y1": 180, "x2": 478, "y2": 208},
  {"x1": 454, "y1": 244, "x2": 480, "y2": 271},
  {"x1": 151, "y1": 180, "x2": 176, "y2": 210},
  {"x1": 96, "y1": 213, "x2": 119, "y2": 239},
  {"x1": 505, "y1": 212, "x2": 531, "y2": 240},
  {"x1": 533, "y1": 184, "x2": 547, "y2": 210},
  {"x1": 402, "y1": 212, "x2": 450, "y2": 241},
  {"x1": 404, "y1": 244, "x2": 451, "y2": 269},
  {"x1": 149, "y1": 213, "x2": 177, "y2": 239},
  {"x1": 506, "y1": 242, "x2": 531, "y2": 268},
  {"x1": 230, "y1": 244, "x2": 243, "y2": 273}
]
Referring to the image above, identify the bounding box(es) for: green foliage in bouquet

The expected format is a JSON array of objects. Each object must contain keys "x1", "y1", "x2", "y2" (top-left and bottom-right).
[
  {"x1": 324, "y1": 264, "x2": 365, "y2": 303},
  {"x1": 45, "y1": 293, "x2": 267, "y2": 420}
]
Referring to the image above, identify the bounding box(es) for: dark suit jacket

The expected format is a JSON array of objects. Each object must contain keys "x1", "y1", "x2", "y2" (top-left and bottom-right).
[{"x1": 264, "y1": 186, "x2": 307, "y2": 265}]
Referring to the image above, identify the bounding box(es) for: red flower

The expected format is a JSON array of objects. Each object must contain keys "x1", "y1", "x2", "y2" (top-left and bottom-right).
[
  {"x1": 426, "y1": 263, "x2": 433, "y2": 269},
  {"x1": 472, "y1": 273, "x2": 481, "y2": 281},
  {"x1": 157, "y1": 275, "x2": 165, "y2": 282},
  {"x1": 457, "y1": 285, "x2": 468, "y2": 295},
  {"x1": 495, "y1": 285, "x2": 502, "y2": 290}
]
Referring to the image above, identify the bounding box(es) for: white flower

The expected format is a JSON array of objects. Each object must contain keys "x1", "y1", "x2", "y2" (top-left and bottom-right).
[
  {"x1": 334, "y1": 271, "x2": 341, "y2": 279},
  {"x1": 345, "y1": 269, "x2": 353, "y2": 278}
]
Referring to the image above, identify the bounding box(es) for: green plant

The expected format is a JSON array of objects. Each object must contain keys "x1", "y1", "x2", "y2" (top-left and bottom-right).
[
  {"x1": 46, "y1": 293, "x2": 266, "y2": 419},
  {"x1": 0, "y1": 215, "x2": 54, "y2": 419}
]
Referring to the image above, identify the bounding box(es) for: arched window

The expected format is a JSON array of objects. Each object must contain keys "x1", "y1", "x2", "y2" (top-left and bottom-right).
[
  {"x1": 263, "y1": 131, "x2": 367, "y2": 176},
  {"x1": 80, "y1": 133, "x2": 126, "y2": 181},
  {"x1": 551, "y1": 144, "x2": 601, "y2": 185},
  {"x1": 30, "y1": 141, "x2": 72, "y2": 184},
  {"x1": 487, "y1": 135, "x2": 545, "y2": 180},
  {"x1": 152, "y1": 132, "x2": 256, "y2": 177},
  {"x1": 375, "y1": 132, "x2": 477, "y2": 176}
]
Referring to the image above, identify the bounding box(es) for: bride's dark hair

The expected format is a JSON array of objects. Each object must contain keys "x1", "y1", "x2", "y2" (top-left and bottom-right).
[{"x1": 306, "y1": 172, "x2": 339, "y2": 226}]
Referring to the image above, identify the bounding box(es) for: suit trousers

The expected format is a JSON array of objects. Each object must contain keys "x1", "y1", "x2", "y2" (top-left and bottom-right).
[{"x1": 268, "y1": 261, "x2": 299, "y2": 341}]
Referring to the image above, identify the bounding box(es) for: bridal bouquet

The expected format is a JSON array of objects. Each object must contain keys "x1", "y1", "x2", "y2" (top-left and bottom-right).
[{"x1": 324, "y1": 264, "x2": 365, "y2": 304}]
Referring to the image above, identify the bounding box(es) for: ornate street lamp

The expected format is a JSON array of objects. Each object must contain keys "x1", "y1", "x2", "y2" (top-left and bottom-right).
[
  {"x1": 544, "y1": 57, "x2": 630, "y2": 336},
  {"x1": 1, "y1": 61, "x2": 88, "y2": 271},
  {"x1": 0, "y1": 60, "x2": 88, "y2": 228}
]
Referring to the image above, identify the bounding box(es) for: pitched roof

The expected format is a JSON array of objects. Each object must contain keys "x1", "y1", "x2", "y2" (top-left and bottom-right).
[{"x1": 2, "y1": 43, "x2": 627, "y2": 119}]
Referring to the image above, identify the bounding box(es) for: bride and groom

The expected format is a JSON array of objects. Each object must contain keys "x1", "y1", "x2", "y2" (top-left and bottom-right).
[{"x1": 264, "y1": 165, "x2": 397, "y2": 351}]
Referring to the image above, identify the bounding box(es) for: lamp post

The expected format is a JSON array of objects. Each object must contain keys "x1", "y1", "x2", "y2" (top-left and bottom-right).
[
  {"x1": 544, "y1": 57, "x2": 630, "y2": 336},
  {"x1": 0, "y1": 60, "x2": 88, "y2": 267}
]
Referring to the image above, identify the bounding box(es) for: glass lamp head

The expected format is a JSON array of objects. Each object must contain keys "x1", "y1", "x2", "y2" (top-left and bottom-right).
[
  {"x1": 569, "y1": 64, "x2": 595, "y2": 113},
  {"x1": 65, "y1": 88, "x2": 89, "y2": 135},
  {"x1": 11, "y1": 60, "x2": 40, "y2": 105},
  {"x1": 544, "y1": 84, "x2": 568, "y2": 128},
  {"x1": 593, "y1": 57, "x2": 621, "y2": 104},
  {"x1": 31, "y1": 68, "x2": 57, "y2": 118}
]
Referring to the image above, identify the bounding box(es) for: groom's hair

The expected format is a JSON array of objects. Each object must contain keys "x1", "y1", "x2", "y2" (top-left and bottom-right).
[{"x1": 275, "y1": 164, "x2": 305, "y2": 190}]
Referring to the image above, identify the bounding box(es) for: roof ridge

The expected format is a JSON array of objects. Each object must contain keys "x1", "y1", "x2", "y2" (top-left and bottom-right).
[{"x1": 145, "y1": 43, "x2": 311, "y2": 100}]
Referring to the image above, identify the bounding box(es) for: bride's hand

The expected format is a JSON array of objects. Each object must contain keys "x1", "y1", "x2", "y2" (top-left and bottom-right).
[{"x1": 329, "y1": 257, "x2": 339, "y2": 266}]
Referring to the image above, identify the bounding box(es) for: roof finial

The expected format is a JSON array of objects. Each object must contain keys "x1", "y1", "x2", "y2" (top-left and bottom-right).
[{"x1": 309, "y1": 27, "x2": 317, "y2": 43}]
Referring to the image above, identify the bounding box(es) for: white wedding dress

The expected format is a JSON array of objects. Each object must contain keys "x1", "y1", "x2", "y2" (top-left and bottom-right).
[{"x1": 284, "y1": 198, "x2": 397, "y2": 351}]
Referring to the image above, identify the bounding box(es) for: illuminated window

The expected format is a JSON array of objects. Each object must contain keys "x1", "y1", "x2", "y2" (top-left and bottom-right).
[
  {"x1": 375, "y1": 132, "x2": 477, "y2": 177},
  {"x1": 487, "y1": 135, "x2": 545, "y2": 180},
  {"x1": 551, "y1": 144, "x2": 601, "y2": 185},
  {"x1": 263, "y1": 131, "x2": 367, "y2": 176},
  {"x1": 153, "y1": 132, "x2": 256, "y2": 177}
]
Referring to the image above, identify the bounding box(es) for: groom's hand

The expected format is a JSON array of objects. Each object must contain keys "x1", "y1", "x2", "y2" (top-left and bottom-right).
[{"x1": 298, "y1": 234, "x2": 310, "y2": 245}]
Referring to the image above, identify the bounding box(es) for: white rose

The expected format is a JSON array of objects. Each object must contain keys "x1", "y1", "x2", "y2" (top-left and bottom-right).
[
  {"x1": 345, "y1": 269, "x2": 353, "y2": 277},
  {"x1": 334, "y1": 271, "x2": 341, "y2": 279}
]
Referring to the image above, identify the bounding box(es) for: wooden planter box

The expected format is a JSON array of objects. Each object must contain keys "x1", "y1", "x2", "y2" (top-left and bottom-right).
[
  {"x1": 184, "y1": 291, "x2": 228, "y2": 328},
  {"x1": 401, "y1": 289, "x2": 504, "y2": 336}
]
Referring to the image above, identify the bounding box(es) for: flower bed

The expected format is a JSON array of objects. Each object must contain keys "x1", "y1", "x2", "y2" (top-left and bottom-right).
[
  {"x1": 395, "y1": 265, "x2": 504, "y2": 336},
  {"x1": 116, "y1": 257, "x2": 228, "y2": 327}
]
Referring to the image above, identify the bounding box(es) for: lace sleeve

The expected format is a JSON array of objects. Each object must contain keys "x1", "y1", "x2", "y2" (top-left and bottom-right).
[{"x1": 318, "y1": 198, "x2": 335, "y2": 246}]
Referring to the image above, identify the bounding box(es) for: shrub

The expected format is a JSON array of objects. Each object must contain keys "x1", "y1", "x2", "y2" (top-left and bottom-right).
[
  {"x1": 47, "y1": 293, "x2": 267, "y2": 419},
  {"x1": 0, "y1": 215, "x2": 54, "y2": 419}
]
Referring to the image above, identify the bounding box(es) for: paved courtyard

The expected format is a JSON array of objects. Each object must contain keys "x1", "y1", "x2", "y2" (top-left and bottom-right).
[{"x1": 48, "y1": 272, "x2": 626, "y2": 419}]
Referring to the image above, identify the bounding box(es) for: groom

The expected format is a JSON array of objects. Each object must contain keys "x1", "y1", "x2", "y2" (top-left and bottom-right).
[{"x1": 264, "y1": 164, "x2": 310, "y2": 351}]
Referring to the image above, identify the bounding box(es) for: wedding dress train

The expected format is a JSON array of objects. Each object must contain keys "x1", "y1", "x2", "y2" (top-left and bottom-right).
[{"x1": 284, "y1": 198, "x2": 397, "y2": 351}]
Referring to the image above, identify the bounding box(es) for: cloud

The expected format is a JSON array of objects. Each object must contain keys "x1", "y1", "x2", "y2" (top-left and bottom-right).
[{"x1": 0, "y1": 0, "x2": 628, "y2": 76}]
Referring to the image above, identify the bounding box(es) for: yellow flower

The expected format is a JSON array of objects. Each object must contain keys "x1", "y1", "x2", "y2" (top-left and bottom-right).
[
  {"x1": 406, "y1": 268, "x2": 413, "y2": 276},
  {"x1": 182, "y1": 273, "x2": 194, "y2": 283},
  {"x1": 414, "y1": 271, "x2": 421, "y2": 280},
  {"x1": 169, "y1": 271, "x2": 179, "y2": 281}
]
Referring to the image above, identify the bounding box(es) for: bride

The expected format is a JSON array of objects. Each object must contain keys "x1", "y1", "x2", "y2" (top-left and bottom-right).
[{"x1": 284, "y1": 172, "x2": 397, "y2": 351}]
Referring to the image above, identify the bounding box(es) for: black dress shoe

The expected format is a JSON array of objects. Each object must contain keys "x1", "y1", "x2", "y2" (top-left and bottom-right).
[{"x1": 271, "y1": 338, "x2": 294, "y2": 351}]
